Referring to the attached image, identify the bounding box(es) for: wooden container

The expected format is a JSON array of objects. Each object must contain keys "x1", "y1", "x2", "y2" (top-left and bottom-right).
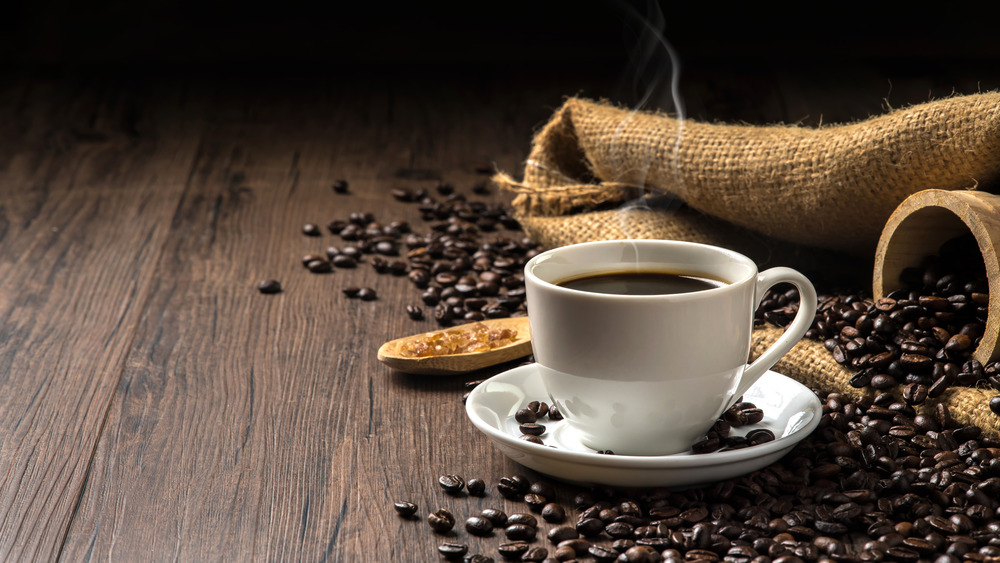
[{"x1": 874, "y1": 189, "x2": 1000, "y2": 364}]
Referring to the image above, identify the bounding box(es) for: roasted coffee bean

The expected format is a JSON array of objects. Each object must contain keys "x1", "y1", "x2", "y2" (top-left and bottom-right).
[
  {"x1": 527, "y1": 401, "x2": 549, "y2": 418},
  {"x1": 466, "y1": 516, "x2": 494, "y2": 536},
  {"x1": 357, "y1": 287, "x2": 377, "y2": 301},
  {"x1": 393, "y1": 501, "x2": 417, "y2": 517},
  {"x1": 520, "y1": 547, "x2": 547, "y2": 562},
  {"x1": 576, "y1": 517, "x2": 604, "y2": 537},
  {"x1": 524, "y1": 493, "x2": 547, "y2": 511},
  {"x1": 505, "y1": 523, "x2": 536, "y2": 541},
  {"x1": 405, "y1": 304, "x2": 424, "y2": 320},
  {"x1": 341, "y1": 286, "x2": 360, "y2": 298},
  {"x1": 991, "y1": 396, "x2": 1000, "y2": 415},
  {"x1": 584, "y1": 544, "x2": 618, "y2": 562},
  {"x1": 466, "y1": 478, "x2": 486, "y2": 496},
  {"x1": 438, "y1": 474, "x2": 465, "y2": 494},
  {"x1": 518, "y1": 434, "x2": 543, "y2": 445},
  {"x1": 306, "y1": 259, "x2": 333, "y2": 273},
  {"x1": 331, "y1": 179, "x2": 349, "y2": 193},
  {"x1": 302, "y1": 223, "x2": 322, "y2": 236},
  {"x1": 529, "y1": 481, "x2": 555, "y2": 498},
  {"x1": 692, "y1": 436, "x2": 721, "y2": 454},
  {"x1": 438, "y1": 543, "x2": 468, "y2": 560},
  {"x1": 428, "y1": 509, "x2": 456, "y2": 533},
  {"x1": 497, "y1": 542, "x2": 529, "y2": 559},
  {"x1": 507, "y1": 513, "x2": 537, "y2": 527},
  {"x1": 332, "y1": 254, "x2": 357, "y2": 268},
  {"x1": 546, "y1": 525, "x2": 577, "y2": 542},
  {"x1": 519, "y1": 423, "x2": 545, "y2": 436},
  {"x1": 746, "y1": 428, "x2": 775, "y2": 446},
  {"x1": 257, "y1": 279, "x2": 282, "y2": 294}
]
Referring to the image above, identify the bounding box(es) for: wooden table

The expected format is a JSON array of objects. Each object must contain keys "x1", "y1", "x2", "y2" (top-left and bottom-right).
[{"x1": 1, "y1": 59, "x2": 996, "y2": 560}]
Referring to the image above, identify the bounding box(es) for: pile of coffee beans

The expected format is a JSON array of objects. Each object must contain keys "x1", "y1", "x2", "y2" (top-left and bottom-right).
[
  {"x1": 260, "y1": 178, "x2": 542, "y2": 328},
  {"x1": 756, "y1": 233, "x2": 1000, "y2": 417},
  {"x1": 398, "y1": 388, "x2": 1000, "y2": 561}
]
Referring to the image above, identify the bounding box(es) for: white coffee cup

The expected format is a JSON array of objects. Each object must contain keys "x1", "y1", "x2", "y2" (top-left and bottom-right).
[{"x1": 524, "y1": 240, "x2": 817, "y2": 456}]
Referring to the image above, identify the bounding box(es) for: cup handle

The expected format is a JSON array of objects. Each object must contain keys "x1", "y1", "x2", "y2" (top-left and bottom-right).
[{"x1": 725, "y1": 267, "x2": 817, "y2": 410}]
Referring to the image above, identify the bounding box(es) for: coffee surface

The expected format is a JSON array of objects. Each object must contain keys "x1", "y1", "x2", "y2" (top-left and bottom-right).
[{"x1": 557, "y1": 271, "x2": 726, "y2": 295}]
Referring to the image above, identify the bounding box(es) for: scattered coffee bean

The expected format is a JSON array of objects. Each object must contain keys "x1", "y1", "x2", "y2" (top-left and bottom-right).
[
  {"x1": 257, "y1": 279, "x2": 282, "y2": 294},
  {"x1": 302, "y1": 223, "x2": 321, "y2": 236},
  {"x1": 466, "y1": 478, "x2": 486, "y2": 496},
  {"x1": 438, "y1": 474, "x2": 465, "y2": 494},
  {"x1": 497, "y1": 541, "x2": 529, "y2": 559},
  {"x1": 438, "y1": 542, "x2": 468, "y2": 560},
  {"x1": 406, "y1": 304, "x2": 424, "y2": 320},
  {"x1": 357, "y1": 287, "x2": 377, "y2": 301},
  {"x1": 331, "y1": 179, "x2": 349, "y2": 194},
  {"x1": 504, "y1": 523, "x2": 535, "y2": 541},
  {"x1": 393, "y1": 501, "x2": 417, "y2": 518},
  {"x1": 306, "y1": 259, "x2": 332, "y2": 273},
  {"x1": 519, "y1": 546, "x2": 547, "y2": 562},
  {"x1": 466, "y1": 516, "x2": 494, "y2": 536},
  {"x1": 428, "y1": 509, "x2": 455, "y2": 533}
]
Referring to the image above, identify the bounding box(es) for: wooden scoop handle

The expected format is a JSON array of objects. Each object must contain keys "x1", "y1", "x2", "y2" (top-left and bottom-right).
[{"x1": 874, "y1": 189, "x2": 1000, "y2": 364}]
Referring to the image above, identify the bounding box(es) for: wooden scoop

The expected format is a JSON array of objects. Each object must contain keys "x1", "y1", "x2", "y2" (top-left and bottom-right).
[
  {"x1": 377, "y1": 316, "x2": 532, "y2": 375},
  {"x1": 874, "y1": 189, "x2": 1000, "y2": 364}
]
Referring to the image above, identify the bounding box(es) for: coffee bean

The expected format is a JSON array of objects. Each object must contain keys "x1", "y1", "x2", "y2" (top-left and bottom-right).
[
  {"x1": 393, "y1": 501, "x2": 417, "y2": 517},
  {"x1": 991, "y1": 396, "x2": 1000, "y2": 415},
  {"x1": 466, "y1": 478, "x2": 486, "y2": 496},
  {"x1": 576, "y1": 517, "x2": 604, "y2": 537},
  {"x1": 405, "y1": 305, "x2": 424, "y2": 320},
  {"x1": 341, "y1": 286, "x2": 360, "y2": 298},
  {"x1": 257, "y1": 279, "x2": 282, "y2": 294},
  {"x1": 428, "y1": 509, "x2": 456, "y2": 533},
  {"x1": 519, "y1": 423, "x2": 545, "y2": 436},
  {"x1": 306, "y1": 259, "x2": 333, "y2": 273},
  {"x1": 505, "y1": 523, "x2": 535, "y2": 541},
  {"x1": 357, "y1": 287, "x2": 377, "y2": 301},
  {"x1": 587, "y1": 544, "x2": 619, "y2": 562},
  {"x1": 438, "y1": 543, "x2": 468, "y2": 560},
  {"x1": 520, "y1": 547, "x2": 547, "y2": 562},
  {"x1": 466, "y1": 516, "x2": 494, "y2": 536},
  {"x1": 332, "y1": 254, "x2": 357, "y2": 268},
  {"x1": 546, "y1": 525, "x2": 577, "y2": 543},
  {"x1": 692, "y1": 436, "x2": 721, "y2": 454},
  {"x1": 331, "y1": 179, "x2": 349, "y2": 194},
  {"x1": 497, "y1": 542, "x2": 529, "y2": 559},
  {"x1": 438, "y1": 474, "x2": 465, "y2": 494},
  {"x1": 302, "y1": 223, "x2": 321, "y2": 236}
]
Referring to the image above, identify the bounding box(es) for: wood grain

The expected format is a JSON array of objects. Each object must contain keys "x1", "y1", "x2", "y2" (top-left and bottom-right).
[{"x1": 0, "y1": 73, "x2": 200, "y2": 559}]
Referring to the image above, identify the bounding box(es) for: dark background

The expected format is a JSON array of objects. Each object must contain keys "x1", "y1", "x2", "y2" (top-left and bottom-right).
[{"x1": 2, "y1": 1, "x2": 997, "y2": 70}]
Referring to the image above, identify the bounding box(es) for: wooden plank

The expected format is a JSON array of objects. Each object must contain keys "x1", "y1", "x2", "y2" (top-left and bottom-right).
[
  {"x1": 0, "y1": 73, "x2": 200, "y2": 560},
  {"x1": 59, "y1": 70, "x2": 571, "y2": 560}
]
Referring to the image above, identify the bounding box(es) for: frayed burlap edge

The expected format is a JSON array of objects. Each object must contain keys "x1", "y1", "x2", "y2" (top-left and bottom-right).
[{"x1": 753, "y1": 325, "x2": 1000, "y2": 439}]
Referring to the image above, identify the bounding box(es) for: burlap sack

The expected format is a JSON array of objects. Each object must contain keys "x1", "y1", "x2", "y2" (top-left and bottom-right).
[{"x1": 495, "y1": 94, "x2": 1000, "y2": 255}]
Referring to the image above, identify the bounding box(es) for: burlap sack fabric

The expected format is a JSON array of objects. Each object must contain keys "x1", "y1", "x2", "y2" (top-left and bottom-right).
[{"x1": 496, "y1": 93, "x2": 1000, "y2": 437}]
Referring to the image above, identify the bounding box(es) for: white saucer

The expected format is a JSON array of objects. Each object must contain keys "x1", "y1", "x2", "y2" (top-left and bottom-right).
[{"x1": 465, "y1": 364, "x2": 822, "y2": 487}]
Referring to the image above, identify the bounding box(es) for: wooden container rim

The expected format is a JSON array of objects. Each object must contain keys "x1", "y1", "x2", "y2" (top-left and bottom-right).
[{"x1": 874, "y1": 189, "x2": 1000, "y2": 364}]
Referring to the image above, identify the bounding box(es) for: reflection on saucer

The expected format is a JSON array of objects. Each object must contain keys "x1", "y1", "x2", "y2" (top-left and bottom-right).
[{"x1": 466, "y1": 365, "x2": 822, "y2": 487}]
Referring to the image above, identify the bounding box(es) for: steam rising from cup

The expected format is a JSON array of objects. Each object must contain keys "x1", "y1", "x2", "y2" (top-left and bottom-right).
[{"x1": 612, "y1": 1, "x2": 686, "y2": 236}]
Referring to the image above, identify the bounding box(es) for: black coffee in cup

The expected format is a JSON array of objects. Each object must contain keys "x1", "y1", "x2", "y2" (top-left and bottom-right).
[{"x1": 557, "y1": 271, "x2": 727, "y2": 295}]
